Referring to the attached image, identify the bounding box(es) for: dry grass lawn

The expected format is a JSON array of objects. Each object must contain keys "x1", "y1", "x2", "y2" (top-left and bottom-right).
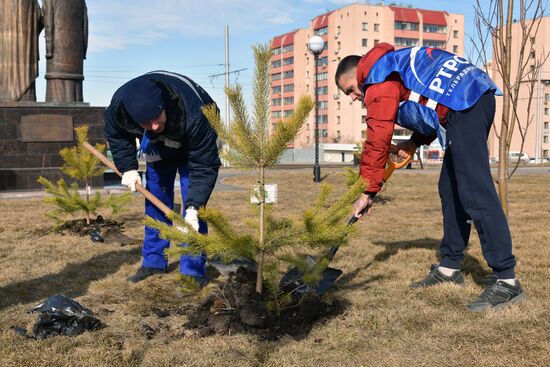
[{"x1": 1, "y1": 168, "x2": 549, "y2": 367}]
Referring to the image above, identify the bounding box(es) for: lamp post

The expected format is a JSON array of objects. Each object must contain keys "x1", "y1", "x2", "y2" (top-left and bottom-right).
[{"x1": 308, "y1": 35, "x2": 325, "y2": 182}]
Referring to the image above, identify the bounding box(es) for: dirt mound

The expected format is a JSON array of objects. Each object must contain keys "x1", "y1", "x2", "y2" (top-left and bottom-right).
[
  {"x1": 152, "y1": 268, "x2": 349, "y2": 340},
  {"x1": 54, "y1": 215, "x2": 138, "y2": 245}
]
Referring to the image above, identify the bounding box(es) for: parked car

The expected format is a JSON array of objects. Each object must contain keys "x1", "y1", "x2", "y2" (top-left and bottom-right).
[{"x1": 494, "y1": 151, "x2": 530, "y2": 164}]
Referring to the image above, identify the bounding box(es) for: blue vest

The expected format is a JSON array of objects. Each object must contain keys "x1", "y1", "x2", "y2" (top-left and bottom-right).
[{"x1": 362, "y1": 47, "x2": 501, "y2": 148}]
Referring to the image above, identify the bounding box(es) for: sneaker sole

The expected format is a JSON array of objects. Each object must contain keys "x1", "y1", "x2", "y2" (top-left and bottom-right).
[{"x1": 467, "y1": 292, "x2": 527, "y2": 313}]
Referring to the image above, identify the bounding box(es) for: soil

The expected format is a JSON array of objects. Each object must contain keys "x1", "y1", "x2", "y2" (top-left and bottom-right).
[
  {"x1": 54, "y1": 215, "x2": 138, "y2": 246},
  {"x1": 151, "y1": 268, "x2": 349, "y2": 341}
]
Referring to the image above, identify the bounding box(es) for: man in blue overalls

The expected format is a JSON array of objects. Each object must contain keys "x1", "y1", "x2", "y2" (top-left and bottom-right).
[
  {"x1": 104, "y1": 71, "x2": 221, "y2": 284},
  {"x1": 336, "y1": 43, "x2": 525, "y2": 311}
]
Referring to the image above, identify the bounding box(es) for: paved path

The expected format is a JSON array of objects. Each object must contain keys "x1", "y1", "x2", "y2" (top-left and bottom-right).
[{"x1": 1, "y1": 165, "x2": 548, "y2": 200}]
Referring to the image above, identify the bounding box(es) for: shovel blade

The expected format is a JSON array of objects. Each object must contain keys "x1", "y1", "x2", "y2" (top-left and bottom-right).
[
  {"x1": 314, "y1": 267, "x2": 343, "y2": 295},
  {"x1": 279, "y1": 266, "x2": 343, "y2": 298}
]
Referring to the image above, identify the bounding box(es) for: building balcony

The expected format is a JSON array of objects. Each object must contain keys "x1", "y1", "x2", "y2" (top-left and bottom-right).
[{"x1": 422, "y1": 32, "x2": 448, "y2": 41}]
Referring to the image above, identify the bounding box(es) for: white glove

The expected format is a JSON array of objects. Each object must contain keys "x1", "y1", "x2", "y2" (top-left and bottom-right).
[
  {"x1": 121, "y1": 170, "x2": 141, "y2": 192},
  {"x1": 184, "y1": 207, "x2": 200, "y2": 232}
]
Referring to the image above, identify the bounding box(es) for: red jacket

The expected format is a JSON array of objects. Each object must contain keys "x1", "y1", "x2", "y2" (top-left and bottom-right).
[{"x1": 357, "y1": 43, "x2": 450, "y2": 193}]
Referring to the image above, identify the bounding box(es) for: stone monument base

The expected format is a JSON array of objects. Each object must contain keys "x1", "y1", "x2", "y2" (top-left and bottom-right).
[{"x1": 0, "y1": 102, "x2": 106, "y2": 191}]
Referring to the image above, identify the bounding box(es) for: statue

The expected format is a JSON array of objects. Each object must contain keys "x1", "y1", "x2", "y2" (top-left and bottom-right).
[
  {"x1": 0, "y1": 0, "x2": 43, "y2": 102},
  {"x1": 43, "y1": 0, "x2": 88, "y2": 103}
]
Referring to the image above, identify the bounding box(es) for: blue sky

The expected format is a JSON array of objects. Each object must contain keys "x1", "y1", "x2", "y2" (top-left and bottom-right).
[{"x1": 33, "y1": 0, "x2": 490, "y2": 108}]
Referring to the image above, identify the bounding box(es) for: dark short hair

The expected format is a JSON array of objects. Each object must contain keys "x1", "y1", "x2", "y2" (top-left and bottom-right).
[{"x1": 335, "y1": 55, "x2": 361, "y2": 86}]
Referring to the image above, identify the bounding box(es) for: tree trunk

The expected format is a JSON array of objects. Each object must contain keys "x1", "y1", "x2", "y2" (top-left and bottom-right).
[
  {"x1": 85, "y1": 179, "x2": 91, "y2": 225},
  {"x1": 497, "y1": 0, "x2": 514, "y2": 216},
  {"x1": 255, "y1": 165, "x2": 266, "y2": 294}
]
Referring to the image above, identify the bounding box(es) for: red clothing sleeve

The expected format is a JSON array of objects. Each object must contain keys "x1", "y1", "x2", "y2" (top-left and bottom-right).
[{"x1": 360, "y1": 80, "x2": 400, "y2": 193}]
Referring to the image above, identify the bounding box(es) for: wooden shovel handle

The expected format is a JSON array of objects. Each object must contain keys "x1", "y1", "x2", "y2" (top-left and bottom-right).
[{"x1": 83, "y1": 142, "x2": 173, "y2": 216}]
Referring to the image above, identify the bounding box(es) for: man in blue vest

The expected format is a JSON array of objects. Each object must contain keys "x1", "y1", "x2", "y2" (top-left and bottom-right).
[
  {"x1": 104, "y1": 71, "x2": 221, "y2": 285},
  {"x1": 335, "y1": 43, "x2": 525, "y2": 312}
]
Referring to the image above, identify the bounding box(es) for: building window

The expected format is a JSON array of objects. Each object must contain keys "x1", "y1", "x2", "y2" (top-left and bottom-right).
[
  {"x1": 315, "y1": 27, "x2": 328, "y2": 36},
  {"x1": 337, "y1": 25, "x2": 341, "y2": 35},
  {"x1": 283, "y1": 57, "x2": 294, "y2": 65},
  {"x1": 282, "y1": 44, "x2": 294, "y2": 53},
  {"x1": 394, "y1": 21, "x2": 419, "y2": 31},
  {"x1": 423, "y1": 40, "x2": 446, "y2": 48},
  {"x1": 544, "y1": 121, "x2": 548, "y2": 130},
  {"x1": 283, "y1": 84, "x2": 294, "y2": 92},
  {"x1": 362, "y1": 38, "x2": 368, "y2": 47},
  {"x1": 545, "y1": 93, "x2": 549, "y2": 104},
  {"x1": 283, "y1": 110, "x2": 294, "y2": 118},
  {"x1": 362, "y1": 22, "x2": 368, "y2": 31},
  {"x1": 337, "y1": 116, "x2": 341, "y2": 124},
  {"x1": 453, "y1": 30, "x2": 459, "y2": 38},
  {"x1": 317, "y1": 72, "x2": 328, "y2": 81},
  {"x1": 272, "y1": 60, "x2": 281, "y2": 68},
  {"x1": 272, "y1": 86, "x2": 281, "y2": 94},
  {"x1": 337, "y1": 41, "x2": 341, "y2": 52},
  {"x1": 337, "y1": 101, "x2": 341, "y2": 110},
  {"x1": 283, "y1": 97, "x2": 294, "y2": 105},
  {"x1": 317, "y1": 101, "x2": 328, "y2": 110},
  {"x1": 543, "y1": 149, "x2": 549, "y2": 157},
  {"x1": 361, "y1": 130, "x2": 367, "y2": 139},
  {"x1": 545, "y1": 108, "x2": 548, "y2": 116},
  {"x1": 272, "y1": 98, "x2": 282, "y2": 106},
  {"x1": 273, "y1": 47, "x2": 282, "y2": 55},
  {"x1": 272, "y1": 111, "x2": 282, "y2": 118},
  {"x1": 362, "y1": 115, "x2": 367, "y2": 124},
  {"x1": 453, "y1": 45, "x2": 459, "y2": 53},
  {"x1": 317, "y1": 86, "x2": 328, "y2": 95},
  {"x1": 321, "y1": 129, "x2": 328, "y2": 137},
  {"x1": 272, "y1": 73, "x2": 281, "y2": 81},
  {"x1": 283, "y1": 70, "x2": 294, "y2": 79},
  {"x1": 374, "y1": 23, "x2": 380, "y2": 32},
  {"x1": 316, "y1": 115, "x2": 328, "y2": 124},
  {"x1": 423, "y1": 24, "x2": 447, "y2": 33},
  {"x1": 317, "y1": 56, "x2": 328, "y2": 66},
  {"x1": 395, "y1": 37, "x2": 419, "y2": 47},
  {"x1": 544, "y1": 136, "x2": 548, "y2": 143},
  {"x1": 374, "y1": 39, "x2": 380, "y2": 45}
]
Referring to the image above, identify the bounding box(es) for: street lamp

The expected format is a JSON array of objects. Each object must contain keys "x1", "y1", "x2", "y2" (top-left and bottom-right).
[{"x1": 308, "y1": 35, "x2": 325, "y2": 182}]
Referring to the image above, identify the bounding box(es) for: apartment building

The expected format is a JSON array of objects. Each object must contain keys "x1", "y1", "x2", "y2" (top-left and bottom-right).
[
  {"x1": 489, "y1": 17, "x2": 550, "y2": 162},
  {"x1": 270, "y1": 3, "x2": 464, "y2": 149}
]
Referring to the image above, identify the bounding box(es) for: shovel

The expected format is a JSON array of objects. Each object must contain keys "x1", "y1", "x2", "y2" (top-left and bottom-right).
[
  {"x1": 279, "y1": 149, "x2": 413, "y2": 298},
  {"x1": 83, "y1": 142, "x2": 255, "y2": 276},
  {"x1": 83, "y1": 142, "x2": 174, "y2": 215}
]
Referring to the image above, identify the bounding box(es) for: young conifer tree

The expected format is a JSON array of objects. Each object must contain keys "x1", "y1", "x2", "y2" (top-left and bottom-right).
[
  {"x1": 146, "y1": 44, "x2": 365, "y2": 296},
  {"x1": 38, "y1": 125, "x2": 131, "y2": 224}
]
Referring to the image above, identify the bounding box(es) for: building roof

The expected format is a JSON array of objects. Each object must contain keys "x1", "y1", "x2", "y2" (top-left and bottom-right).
[
  {"x1": 419, "y1": 9, "x2": 448, "y2": 26},
  {"x1": 390, "y1": 6, "x2": 420, "y2": 23},
  {"x1": 312, "y1": 11, "x2": 334, "y2": 30},
  {"x1": 271, "y1": 30, "x2": 299, "y2": 49}
]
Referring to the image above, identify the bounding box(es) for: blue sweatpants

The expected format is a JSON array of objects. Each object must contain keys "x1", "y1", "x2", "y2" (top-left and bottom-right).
[
  {"x1": 142, "y1": 160, "x2": 207, "y2": 278},
  {"x1": 438, "y1": 92, "x2": 516, "y2": 279}
]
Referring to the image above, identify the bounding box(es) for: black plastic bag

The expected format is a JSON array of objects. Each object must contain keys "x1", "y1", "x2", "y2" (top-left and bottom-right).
[{"x1": 16, "y1": 295, "x2": 102, "y2": 339}]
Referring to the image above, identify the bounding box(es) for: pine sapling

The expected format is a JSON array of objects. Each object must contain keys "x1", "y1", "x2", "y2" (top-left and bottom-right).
[
  {"x1": 38, "y1": 125, "x2": 131, "y2": 224},
  {"x1": 146, "y1": 43, "x2": 367, "y2": 301}
]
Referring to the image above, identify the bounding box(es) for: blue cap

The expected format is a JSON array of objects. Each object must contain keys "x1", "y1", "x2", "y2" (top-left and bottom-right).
[{"x1": 120, "y1": 77, "x2": 165, "y2": 124}]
